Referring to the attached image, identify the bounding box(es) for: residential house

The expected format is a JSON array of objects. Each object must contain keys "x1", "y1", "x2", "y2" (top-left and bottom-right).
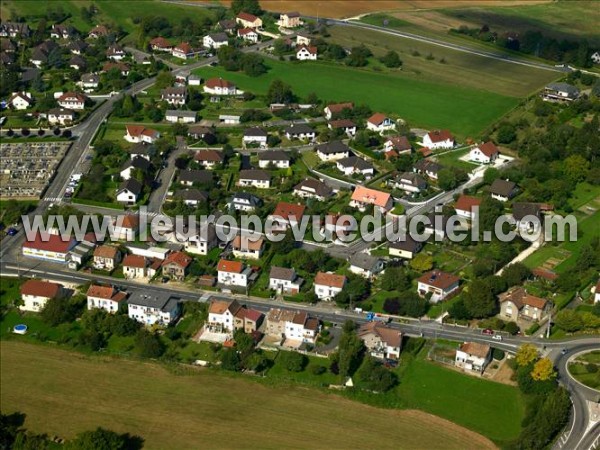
[
  {"x1": 69, "y1": 40, "x2": 88, "y2": 55},
  {"x1": 47, "y1": 108, "x2": 75, "y2": 125},
  {"x1": 126, "y1": 142, "x2": 152, "y2": 161},
  {"x1": 0, "y1": 22, "x2": 31, "y2": 38},
  {"x1": 315, "y1": 141, "x2": 351, "y2": 161},
  {"x1": 296, "y1": 45, "x2": 318, "y2": 60},
  {"x1": 336, "y1": 156, "x2": 374, "y2": 178},
  {"x1": 349, "y1": 253, "x2": 384, "y2": 279},
  {"x1": 8, "y1": 92, "x2": 33, "y2": 110},
  {"x1": 22, "y1": 233, "x2": 75, "y2": 263},
  {"x1": 268, "y1": 201, "x2": 306, "y2": 232},
  {"x1": 228, "y1": 192, "x2": 262, "y2": 211},
  {"x1": 231, "y1": 235, "x2": 265, "y2": 260},
  {"x1": 392, "y1": 172, "x2": 427, "y2": 193},
  {"x1": 29, "y1": 41, "x2": 58, "y2": 67},
  {"x1": 367, "y1": 113, "x2": 395, "y2": 133},
  {"x1": 188, "y1": 74, "x2": 202, "y2": 86},
  {"x1": 490, "y1": 179, "x2": 518, "y2": 202},
  {"x1": 122, "y1": 254, "x2": 151, "y2": 279},
  {"x1": 111, "y1": 215, "x2": 140, "y2": 241},
  {"x1": 470, "y1": 141, "x2": 500, "y2": 164},
  {"x1": 358, "y1": 322, "x2": 402, "y2": 360},
  {"x1": 422, "y1": 129, "x2": 455, "y2": 149},
  {"x1": 150, "y1": 37, "x2": 172, "y2": 52},
  {"x1": 128, "y1": 292, "x2": 181, "y2": 326},
  {"x1": 106, "y1": 44, "x2": 126, "y2": 60},
  {"x1": 258, "y1": 150, "x2": 290, "y2": 169},
  {"x1": 594, "y1": 280, "x2": 600, "y2": 303},
  {"x1": 278, "y1": 12, "x2": 303, "y2": 28},
  {"x1": 50, "y1": 24, "x2": 75, "y2": 40},
  {"x1": 350, "y1": 186, "x2": 393, "y2": 213},
  {"x1": 243, "y1": 127, "x2": 268, "y2": 148},
  {"x1": 499, "y1": 287, "x2": 550, "y2": 322},
  {"x1": 172, "y1": 42, "x2": 194, "y2": 59},
  {"x1": 124, "y1": 124, "x2": 160, "y2": 144},
  {"x1": 120, "y1": 156, "x2": 151, "y2": 181},
  {"x1": 417, "y1": 270, "x2": 460, "y2": 302},
  {"x1": 165, "y1": 109, "x2": 196, "y2": 123},
  {"x1": 512, "y1": 202, "x2": 545, "y2": 233},
  {"x1": 412, "y1": 159, "x2": 442, "y2": 180},
  {"x1": 266, "y1": 309, "x2": 319, "y2": 344},
  {"x1": 328, "y1": 119, "x2": 357, "y2": 136},
  {"x1": 314, "y1": 272, "x2": 346, "y2": 300},
  {"x1": 207, "y1": 299, "x2": 243, "y2": 332},
  {"x1": 455, "y1": 342, "x2": 491, "y2": 373},
  {"x1": 102, "y1": 61, "x2": 130, "y2": 76},
  {"x1": 195, "y1": 150, "x2": 224, "y2": 169},
  {"x1": 161, "y1": 87, "x2": 187, "y2": 106},
  {"x1": 384, "y1": 135, "x2": 412, "y2": 154},
  {"x1": 296, "y1": 33, "x2": 312, "y2": 46},
  {"x1": 542, "y1": 82, "x2": 579, "y2": 102},
  {"x1": 204, "y1": 78, "x2": 237, "y2": 95},
  {"x1": 79, "y1": 73, "x2": 100, "y2": 91},
  {"x1": 57, "y1": 92, "x2": 87, "y2": 110},
  {"x1": 217, "y1": 259, "x2": 252, "y2": 287},
  {"x1": 219, "y1": 114, "x2": 241, "y2": 124},
  {"x1": 174, "y1": 189, "x2": 208, "y2": 207},
  {"x1": 182, "y1": 223, "x2": 218, "y2": 256},
  {"x1": 89, "y1": 24, "x2": 110, "y2": 39},
  {"x1": 20, "y1": 280, "x2": 64, "y2": 312},
  {"x1": 454, "y1": 195, "x2": 482, "y2": 221},
  {"x1": 238, "y1": 169, "x2": 271, "y2": 189},
  {"x1": 161, "y1": 251, "x2": 192, "y2": 280},
  {"x1": 203, "y1": 32, "x2": 229, "y2": 49},
  {"x1": 87, "y1": 284, "x2": 127, "y2": 314},
  {"x1": 218, "y1": 19, "x2": 237, "y2": 34},
  {"x1": 93, "y1": 245, "x2": 122, "y2": 270},
  {"x1": 293, "y1": 178, "x2": 333, "y2": 201},
  {"x1": 389, "y1": 236, "x2": 423, "y2": 259},
  {"x1": 324, "y1": 102, "x2": 353, "y2": 120},
  {"x1": 237, "y1": 28, "x2": 258, "y2": 43},
  {"x1": 188, "y1": 125, "x2": 213, "y2": 139},
  {"x1": 116, "y1": 178, "x2": 143, "y2": 205},
  {"x1": 236, "y1": 12, "x2": 262, "y2": 29},
  {"x1": 67, "y1": 238, "x2": 96, "y2": 270},
  {"x1": 269, "y1": 267, "x2": 303, "y2": 294},
  {"x1": 284, "y1": 123, "x2": 316, "y2": 141}
]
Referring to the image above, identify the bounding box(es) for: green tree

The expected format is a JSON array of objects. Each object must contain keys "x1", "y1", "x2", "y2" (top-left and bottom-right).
[
  {"x1": 554, "y1": 309, "x2": 584, "y2": 332},
  {"x1": 220, "y1": 348, "x2": 241, "y2": 371},
  {"x1": 278, "y1": 351, "x2": 307, "y2": 372},
  {"x1": 241, "y1": 53, "x2": 267, "y2": 77},
  {"x1": 41, "y1": 297, "x2": 79, "y2": 326},
  {"x1": 380, "y1": 266, "x2": 410, "y2": 291},
  {"x1": 355, "y1": 357, "x2": 397, "y2": 392},
  {"x1": 266, "y1": 79, "x2": 294, "y2": 104},
  {"x1": 379, "y1": 50, "x2": 402, "y2": 68},
  {"x1": 496, "y1": 123, "x2": 516, "y2": 144},
  {"x1": 501, "y1": 263, "x2": 531, "y2": 287},
  {"x1": 463, "y1": 279, "x2": 496, "y2": 318},
  {"x1": 134, "y1": 329, "x2": 164, "y2": 358},
  {"x1": 230, "y1": 0, "x2": 261, "y2": 15},
  {"x1": 155, "y1": 71, "x2": 175, "y2": 89},
  {"x1": 65, "y1": 428, "x2": 129, "y2": 450},
  {"x1": 334, "y1": 321, "x2": 365, "y2": 379},
  {"x1": 409, "y1": 253, "x2": 433, "y2": 272}
]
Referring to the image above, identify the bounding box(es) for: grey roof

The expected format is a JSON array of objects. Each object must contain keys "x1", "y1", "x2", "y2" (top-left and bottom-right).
[
  {"x1": 118, "y1": 178, "x2": 143, "y2": 196},
  {"x1": 166, "y1": 109, "x2": 196, "y2": 118},
  {"x1": 244, "y1": 127, "x2": 268, "y2": 138},
  {"x1": 337, "y1": 156, "x2": 373, "y2": 171},
  {"x1": 513, "y1": 203, "x2": 541, "y2": 221},
  {"x1": 316, "y1": 141, "x2": 351, "y2": 155},
  {"x1": 21, "y1": 68, "x2": 40, "y2": 82},
  {"x1": 48, "y1": 107, "x2": 74, "y2": 117},
  {"x1": 259, "y1": 150, "x2": 290, "y2": 162},
  {"x1": 284, "y1": 123, "x2": 315, "y2": 135},
  {"x1": 179, "y1": 170, "x2": 214, "y2": 185},
  {"x1": 293, "y1": 178, "x2": 333, "y2": 198},
  {"x1": 413, "y1": 159, "x2": 442, "y2": 174},
  {"x1": 349, "y1": 253, "x2": 381, "y2": 271},
  {"x1": 546, "y1": 82, "x2": 579, "y2": 97},
  {"x1": 239, "y1": 169, "x2": 271, "y2": 181},
  {"x1": 231, "y1": 192, "x2": 262, "y2": 206},
  {"x1": 397, "y1": 172, "x2": 427, "y2": 189},
  {"x1": 490, "y1": 179, "x2": 517, "y2": 197},
  {"x1": 161, "y1": 86, "x2": 187, "y2": 97},
  {"x1": 219, "y1": 19, "x2": 237, "y2": 30},
  {"x1": 208, "y1": 32, "x2": 228, "y2": 42},
  {"x1": 128, "y1": 292, "x2": 180, "y2": 311},
  {"x1": 389, "y1": 236, "x2": 422, "y2": 253},
  {"x1": 175, "y1": 188, "x2": 208, "y2": 202},
  {"x1": 81, "y1": 72, "x2": 99, "y2": 83},
  {"x1": 122, "y1": 156, "x2": 151, "y2": 171},
  {"x1": 127, "y1": 142, "x2": 152, "y2": 155},
  {"x1": 269, "y1": 266, "x2": 296, "y2": 281}
]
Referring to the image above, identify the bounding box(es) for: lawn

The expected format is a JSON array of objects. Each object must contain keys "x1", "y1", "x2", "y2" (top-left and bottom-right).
[
  {"x1": 0, "y1": 341, "x2": 496, "y2": 450},
  {"x1": 433, "y1": 148, "x2": 479, "y2": 172},
  {"x1": 195, "y1": 59, "x2": 518, "y2": 139}
]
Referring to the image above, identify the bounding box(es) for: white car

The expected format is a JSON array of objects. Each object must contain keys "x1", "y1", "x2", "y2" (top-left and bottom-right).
[{"x1": 492, "y1": 335, "x2": 503, "y2": 341}]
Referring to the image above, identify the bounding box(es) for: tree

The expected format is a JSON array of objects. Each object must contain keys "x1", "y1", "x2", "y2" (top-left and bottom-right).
[
  {"x1": 241, "y1": 53, "x2": 267, "y2": 77},
  {"x1": 219, "y1": 348, "x2": 241, "y2": 371},
  {"x1": 334, "y1": 321, "x2": 365, "y2": 379},
  {"x1": 266, "y1": 79, "x2": 294, "y2": 104},
  {"x1": 448, "y1": 298, "x2": 472, "y2": 320},
  {"x1": 483, "y1": 167, "x2": 500, "y2": 185},
  {"x1": 501, "y1": 263, "x2": 531, "y2": 287},
  {"x1": 397, "y1": 292, "x2": 428, "y2": 317},
  {"x1": 554, "y1": 309, "x2": 584, "y2": 332},
  {"x1": 355, "y1": 357, "x2": 397, "y2": 392},
  {"x1": 531, "y1": 357, "x2": 556, "y2": 381},
  {"x1": 496, "y1": 123, "x2": 516, "y2": 144},
  {"x1": 133, "y1": 329, "x2": 164, "y2": 358},
  {"x1": 41, "y1": 297, "x2": 79, "y2": 326},
  {"x1": 155, "y1": 70, "x2": 175, "y2": 89},
  {"x1": 380, "y1": 50, "x2": 402, "y2": 68},
  {"x1": 409, "y1": 253, "x2": 433, "y2": 272},
  {"x1": 516, "y1": 343, "x2": 539, "y2": 367},
  {"x1": 463, "y1": 279, "x2": 496, "y2": 318},
  {"x1": 380, "y1": 266, "x2": 410, "y2": 291},
  {"x1": 278, "y1": 351, "x2": 307, "y2": 372},
  {"x1": 563, "y1": 154, "x2": 590, "y2": 184},
  {"x1": 64, "y1": 428, "x2": 136, "y2": 450},
  {"x1": 346, "y1": 45, "x2": 372, "y2": 67},
  {"x1": 230, "y1": 0, "x2": 261, "y2": 15}
]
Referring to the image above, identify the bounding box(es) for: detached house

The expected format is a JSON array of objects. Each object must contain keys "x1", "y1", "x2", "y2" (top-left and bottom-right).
[
  {"x1": 79, "y1": 73, "x2": 100, "y2": 91},
  {"x1": 328, "y1": 119, "x2": 357, "y2": 136},
  {"x1": 208, "y1": 299, "x2": 241, "y2": 333},
  {"x1": 122, "y1": 254, "x2": 152, "y2": 279},
  {"x1": 358, "y1": 322, "x2": 402, "y2": 360},
  {"x1": 228, "y1": 192, "x2": 262, "y2": 211},
  {"x1": 269, "y1": 266, "x2": 303, "y2": 294},
  {"x1": 93, "y1": 245, "x2": 122, "y2": 270},
  {"x1": 172, "y1": 42, "x2": 195, "y2": 60},
  {"x1": 47, "y1": 108, "x2": 75, "y2": 125},
  {"x1": 389, "y1": 236, "x2": 423, "y2": 260},
  {"x1": 284, "y1": 123, "x2": 316, "y2": 141},
  {"x1": 417, "y1": 270, "x2": 460, "y2": 302},
  {"x1": 296, "y1": 33, "x2": 312, "y2": 46},
  {"x1": 116, "y1": 178, "x2": 143, "y2": 205},
  {"x1": 268, "y1": 201, "x2": 306, "y2": 232},
  {"x1": 203, "y1": 32, "x2": 229, "y2": 49},
  {"x1": 8, "y1": 92, "x2": 33, "y2": 110},
  {"x1": 174, "y1": 189, "x2": 208, "y2": 207},
  {"x1": 316, "y1": 141, "x2": 351, "y2": 161},
  {"x1": 490, "y1": 179, "x2": 518, "y2": 202},
  {"x1": 542, "y1": 82, "x2": 579, "y2": 102},
  {"x1": 384, "y1": 136, "x2": 412, "y2": 154},
  {"x1": 128, "y1": 292, "x2": 180, "y2": 326},
  {"x1": 236, "y1": 12, "x2": 263, "y2": 29},
  {"x1": 349, "y1": 253, "x2": 384, "y2": 279},
  {"x1": 231, "y1": 235, "x2": 265, "y2": 260},
  {"x1": 87, "y1": 284, "x2": 127, "y2": 314},
  {"x1": 454, "y1": 195, "x2": 482, "y2": 221},
  {"x1": 499, "y1": 287, "x2": 550, "y2": 322},
  {"x1": 392, "y1": 172, "x2": 427, "y2": 194},
  {"x1": 69, "y1": 55, "x2": 86, "y2": 71},
  {"x1": 22, "y1": 233, "x2": 76, "y2": 263},
  {"x1": 456, "y1": 342, "x2": 491, "y2": 373},
  {"x1": 124, "y1": 124, "x2": 160, "y2": 144},
  {"x1": 89, "y1": 24, "x2": 110, "y2": 39},
  {"x1": 243, "y1": 127, "x2": 268, "y2": 148},
  {"x1": 161, "y1": 87, "x2": 187, "y2": 106},
  {"x1": 266, "y1": 308, "x2": 319, "y2": 344},
  {"x1": 336, "y1": 156, "x2": 374, "y2": 178},
  {"x1": 258, "y1": 150, "x2": 290, "y2": 169},
  {"x1": 278, "y1": 12, "x2": 303, "y2": 28},
  {"x1": 50, "y1": 24, "x2": 75, "y2": 40},
  {"x1": 217, "y1": 259, "x2": 252, "y2": 288},
  {"x1": 412, "y1": 159, "x2": 442, "y2": 180},
  {"x1": 350, "y1": 186, "x2": 393, "y2": 213},
  {"x1": 296, "y1": 45, "x2": 317, "y2": 60},
  {"x1": 178, "y1": 169, "x2": 214, "y2": 187},
  {"x1": 195, "y1": 150, "x2": 224, "y2": 169},
  {"x1": 165, "y1": 110, "x2": 196, "y2": 123},
  {"x1": 161, "y1": 251, "x2": 192, "y2": 280},
  {"x1": 20, "y1": 280, "x2": 64, "y2": 312},
  {"x1": 366, "y1": 113, "x2": 395, "y2": 133},
  {"x1": 106, "y1": 44, "x2": 126, "y2": 61},
  {"x1": 293, "y1": 178, "x2": 333, "y2": 201},
  {"x1": 314, "y1": 272, "x2": 346, "y2": 300},
  {"x1": 182, "y1": 223, "x2": 218, "y2": 256},
  {"x1": 57, "y1": 92, "x2": 87, "y2": 110},
  {"x1": 150, "y1": 37, "x2": 173, "y2": 52},
  {"x1": 111, "y1": 214, "x2": 140, "y2": 241},
  {"x1": 238, "y1": 169, "x2": 271, "y2": 189},
  {"x1": 324, "y1": 102, "x2": 353, "y2": 120},
  {"x1": 204, "y1": 78, "x2": 237, "y2": 95},
  {"x1": 237, "y1": 28, "x2": 259, "y2": 43},
  {"x1": 120, "y1": 156, "x2": 151, "y2": 181},
  {"x1": 422, "y1": 129, "x2": 455, "y2": 149},
  {"x1": 218, "y1": 19, "x2": 237, "y2": 34},
  {"x1": 470, "y1": 141, "x2": 499, "y2": 164}
]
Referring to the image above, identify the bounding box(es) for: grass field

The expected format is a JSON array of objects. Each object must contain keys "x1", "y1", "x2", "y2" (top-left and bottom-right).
[
  {"x1": 196, "y1": 59, "x2": 518, "y2": 138},
  {"x1": 0, "y1": 341, "x2": 497, "y2": 450}
]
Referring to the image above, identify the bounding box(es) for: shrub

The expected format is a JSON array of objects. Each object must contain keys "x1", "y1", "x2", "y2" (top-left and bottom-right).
[
  {"x1": 311, "y1": 365, "x2": 326, "y2": 375},
  {"x1": 525, "y1": 323, "x2": 541, "y2": 336},
  {"x1": 586, "y1": 363, "x2": 598, "y2": 373},
  {"x1": 278, "y1": 351, "x2": 307, "y2": 372},
  {"x1": 504, "y1": 321, "x2": 519, "y2": 335},
  {"x1": 492, "y1": 348, "x2": 505, "y2": 360}
]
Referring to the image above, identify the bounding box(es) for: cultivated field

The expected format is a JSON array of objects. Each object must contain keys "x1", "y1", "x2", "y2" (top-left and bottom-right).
[
  {"x1": 0, "y1": 341, "x2": 497, "y2": 450},
  {"x1": 196, "y1": 59, "x2": 518, "y2": 138}
]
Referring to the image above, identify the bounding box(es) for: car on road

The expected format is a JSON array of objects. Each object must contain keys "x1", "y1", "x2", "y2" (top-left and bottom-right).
[
  {"x1": 492, "y1": 335, "x2": 503, "y2": 341},
  {"x1": 561, "y1": 348, "x2": 568, "y2": 355},
  {"x1": 7, "y1": 227, "x2": 18, "y2": 236},
  {"x1": 482, "y1": 328, "x2": 494, "y2": 335}
]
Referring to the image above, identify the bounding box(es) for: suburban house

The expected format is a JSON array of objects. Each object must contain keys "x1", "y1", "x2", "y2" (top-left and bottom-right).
[
  {"x1": 284, "y1": 123, "x2": 316, "y2": 141},
  {"x1": 366, "y1": 113, "x2": 395, "y2": 133},
  {"x1": 421, "y1": 129, "x2": 455, "y2": 149},
  {"x1": 412, "y1": 159, "x2": 442, "y2": 180},
  {"x1": 417, "y1": 270, "x2": 460, "y2": 302},
  {"x1": 188, "y1": 74, "x2": 202, "y2": 86},
  {"x1": 324, "y1": 102, "x2": 353, "y2": 120},
  {"x1": 315, "y1": 141, "x2": 351, "y2": 161},
  {"x1": 79, "y1": 73, "x2": 100, "y2": 91},
  {"x1": 231, "y1": 235, "x2": 265, "y2": 260},
  {"x1": 50, "y1": 24, "x2": 75, "y2": 39},
  {"x1": 296, "y1": 33, "x2": 312, "y2": 46},
  {"x1": 161, "y1": 86, "x2": 187, "y2": 106},
  {"x1": 195, "y1": 150, "x2": 224, "y2": 169},
  {"x1": 188, "y1": 125, "x2": 213, "y2": 139},
  {"x1": 150, "y1": 36, "x2": 173, "y2": 52},
  {"x1": 228, "y1": 192, "x2": 262, "y2": 211},
  {"x1": 258, "y1": 150, "x2": 290, "y2": 169},
  {"x1": 238, "y1": 169, "x2": 271, "y2": 189},
  {"x1": 178, "y1": 169, "x2": 213, "y2": 188},
  {"x1": 512, "y1": 202, "x2": 546, "y2": 232},
  {"x1": 124, "y1": 124, "x2": 160, "y2": 144},
  {"x1": 218, "y1": 19, "x2": 237, "y2": 34},
  {"x1": 217, "y1": 259, "x2": 252, "y2": 288},
  {"x1": 490, "y1": 179, "x2": 518, "y2": 202},
  {"x1": 328, "y1": 119, "x2": 357, "y2": 136},
  {"x1": 384, "y1": 135, "x2": 412, "y2": 154},
  {"x1": 8, "y1": 92, "x2": 33, "y2": 110},
  {"x1": 67, "y1": 238, "x2": 96, "y2": 270},
  {"x1": 314, "y1": 272, "x2": 346, "y2": 300},
  {"x1": 336, "y1": 156, "x2": 374, "y2": 178},
  {"x1": 391, "y1": 172, "x2": 427, "y2": 193},
  {"x1": 204, "y1": 78, "x2": 237, "y2": 95},
  {"x1": 455, "y1": 195, "x2": 482, "y2": 221},
  {"x1": 106, "y1": 44, "x2": 125, "y2": 60},
  {"x1": 182, "y1": 223, "x2": 218, "y2": 256},
  {"x1": 499, "y1": 287, "x2": 550, "y2": 322},
  {"x1": 0, "y1": 22, "x2": 30, "y2": 38},
  {"x1": 358, "y1": 322, "x2": 403, "y2": 360},
  {"x1": 57, "y1": 91, "x2": 87, "y2": 110},
  {"x1": 69, "y1": 55, "x2": 87, "y2": 71},
  {"x1": 269, "y1": 266, "x2": 303, "y2": 294},
  {"x1": 111, "y1": 215, "x2": 140, "y2": 241},
  {"x1": 122, "y1": 254, "x2": 152, "y2": 279},
  {"x1": 207, "y1": 299, "x2": 263, "y2": 334},
  {"x1": 93, "y1": 245, "x2": 122, "y2": 271},
  {"x1": 69, "y1": 40, "x2": 88, "y2": 55},
  {"x1": 470, "y1": 141, "x2": 500, "y2": 164},
  {"x1": 161, "y1": 251, "x2": 192, "y2": 280},
  {"x1": 20, "y1": 280, "x2": 64, "y2": 312},
  {"x1": 455, "y1": 342, "x2": 492, "y2": 373},
  {"x1": 88, "y1": 24, "x2": 109, "y2": 39},
  {"x1": 268, "y1": 201, "x2": 306, "y2": 232},
  {"x1": 120, "y1": 156, "x2": 151, "y2": 181},
  {"x1": 47, "y1": 108, "x2": 75, "y2": 125},
  {"x1": 277, "y1": 12, "x2": 303, "y2": 28},
  {"x1": 22, "y1": 233, "x2": 76, "y2": 263},
  {"x1": 266, "y1": 308, "x2": 319, "y2": 345},
  {"x1": 165, "y1": 109, "x2": 196, "y2": 123},
  {"x1": 293, "y1": 178, "x2": 333, "y2": 201},
  {"x1": 203, "y1": 32, "x2": 229, "y2": 49},
  {"x1": 172, "y1": 42, "x2": 195, "y2": 59},
  {"x1": 296, "y1": 45, "x2": 318, "y2": 60},
  {"x1": 116, "y1": 179, "x2": 143, "y2": 205},
  {"x1": 542, "y1": 82, "x2": 579, "y2": 102},
  {"x1": 237, "y1": 28, "x2": 259, "y2": 43},
  {"x1": 236, "y1": 12, "x2": 262, "y2": 29},
  {"x1": 128, "y1": 292, "x2": 181, "y2": 326},
  {"x1": 174, "y1": 189, "x2": 208, "y2": 207},
  {"x1": 350, "y1": 186, "x2": 393, "y2": 213},
  {"x1": 323, "y1": 213, "x2": 356, "y2": 238},
  {"x1": 243, "y1": 127, "x2": 268, "y2": 148},
  {"x1": 102, "y1": 61, "x2": 130, "y2": 76},
  {"x1": 219, "y1": 114, "x2": 241, "y2": 124},
  {"x1": 389, "y1": 237, "x2": 423, "y2": 259},
  {"x1": 86, "y1": 284, "x2": 127, "y2": 314},
  {"x1": 349, "y1": 253, "x2": 384, "y2": 279}
]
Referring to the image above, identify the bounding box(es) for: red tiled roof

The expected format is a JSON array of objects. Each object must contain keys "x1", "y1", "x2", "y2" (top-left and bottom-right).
[
  {"x1": 87, "y1": 284, "x2": 119, "y2": 300},
  {"x1": 459, "y1": 342, "x2": 490, "y2": 359},
  {"x1": 418, "y1": 147, "x2": 432, "y2": 157},
  {"x1": 174, "y1": 42, "x2": 192, "y2": 54},
  {"x1": 477, "y1": 141, "x2": 500, "y2": 158},
  {"x1": 205, "y1": 77, "x2": 235, "y2": 89},
  {"x1": 238, "y1": 27, "x2": 256, "y2": 36},
  {"x1": 210, "y1": 299, "x2": 241, "y2": 315},
  {"x1": 93, "y1": 245, "x2": 119, "y2": 259},
  {"x1": 22, "y1": 233, "x2": 74, "y2": 253},
  {"x1": 119, "y1": 214, "x2": 139, "y2": 230},
  {"x1": 329, "y1": 119, "x2": 356, "y2": 129},
  {"x1": 455, "y1": 195, "x2": 482, "y2": 213},
  {"x1": 58, "y1": 92, "x2": 86, "y2": 103},
  {"x1": 150, "y1": 37, "x2": 171, "y2": 48},
  {"x1": 272, "y1": 201, "x2": 306, "y2": 222},
  {"x1": 122, "y1": 254, "x2": 147, "y2": 268},
  {"x1": 367, "y1": 113, "x2": 388, "y2": 126},
  {"x1": 297, "y1": 44, "x2": 317, "y2": 54},
  {"x1": 237, "y1": 12, "x2": 260, "y2": 22},
  {"x1": 162, "y1": 251, "x2": 192, "y2": 268},
  {"x1": 326, "y1": 102, "x2": 353, "y2": 114},
  {"x1": 126, "y1": 124, "x2": 158, "y2": 139},
  {"x1": 218, "y1": 259, "x2": 243, "y2": 273},
  {"x1": 314, "y1": 272, "x2": 346, "y2": 288},
  {"x1": 426, "y1": 129, "x2": 454, "y2": 143},
  {"x1": 417, "y1": 270, "x2": 460, "y2": 290},
  {"x1": 194, "y1": 150, "x2": 223, "y2": 162},
  {"x1": 244, "y1": 308, "x2": 263, "y2": 322},
  {"x1": 21, "y1": 280, "x2": 62, "y2": 298},
  {"x1": 351, "y1": 186, "x2": 391, "y2": 209}
]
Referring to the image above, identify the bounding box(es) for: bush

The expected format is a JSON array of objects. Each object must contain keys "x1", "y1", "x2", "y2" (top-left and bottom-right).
[
  {"x1": 278, "y1": 351, "x2": 307, "y2": 372},
  {"x1": 586, "y1": 363, "x2": 598, "y2": 373},
  {"x1": 492, "y1": 348, "x2": 505, "y2": 360},
  {"x1": 134, "y1": 329, "x2": 164, "y2": 358},
  {"x1": 504, "y1": 321, "x2": 519, "y2": 335},
  {"x1": 311, "y1": 365, "x2": 326, "y2": 375},
  {"x1": 525, "y1": 323, "x2": 541, "y2": 336}
]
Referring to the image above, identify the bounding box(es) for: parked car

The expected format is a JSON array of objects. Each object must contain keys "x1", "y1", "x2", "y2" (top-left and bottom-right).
[
  {"x1": 482, "y1": 328, "x2": 494, "y2": 335},
  {"x1": 7, "y1": 227, "x2": 18, "y2": 236},
  {"x1": 492, "y1": 335, "x2": 503, "y2": 341}
]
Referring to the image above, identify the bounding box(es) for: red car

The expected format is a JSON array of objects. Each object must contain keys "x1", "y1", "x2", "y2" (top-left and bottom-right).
[{"x1": 482, "y1": 328, "x2": 495, "y2": 335}]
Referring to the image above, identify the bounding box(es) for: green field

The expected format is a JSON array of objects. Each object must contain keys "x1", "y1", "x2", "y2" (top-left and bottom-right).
[
  {"x1": 568, "y1": 351, "x2": 600, "y2": 390},
  {"x1": 196, "y1": 59, "x2": 518, "y2": 139},
  {"x1": 0, "y1": 341, "x2": 496, "y2": 450}
]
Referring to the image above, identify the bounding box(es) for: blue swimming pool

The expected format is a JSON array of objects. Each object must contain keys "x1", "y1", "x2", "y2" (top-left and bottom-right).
[{"x1": 13, "y1": 324, "x2": 28, "y2": 335}]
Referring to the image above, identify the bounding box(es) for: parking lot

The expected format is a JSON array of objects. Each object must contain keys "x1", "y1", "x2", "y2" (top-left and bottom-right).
[{"x1": 0, "y1": 142, "x2": 71, "y2": 199}]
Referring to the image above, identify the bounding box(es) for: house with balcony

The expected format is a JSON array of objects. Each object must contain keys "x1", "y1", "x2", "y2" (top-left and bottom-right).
[
  {"x1": 269, "y1": 266, "x2": 303, "y2": 295},
  {"x1": 127, "y1": 292, "x2": 181, "y2": 326},
  {"x1": 87, "y1": 284, "x2": 128, "y2": 314},
  {"x1": 358, "y1": 322, "x2": 402, "y2": 360}
]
